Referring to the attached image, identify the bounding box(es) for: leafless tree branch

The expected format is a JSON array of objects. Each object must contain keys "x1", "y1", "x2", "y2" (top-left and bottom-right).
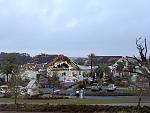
[
  {"x1": 144, "y1": 37, "x2": 147, "y2": 58},
  {"x1": 126, "y1": 56, "x2": 141, "y2": 67},
  {"x1": 128, "y1": 37, "x2": 150, "y2": 89},
  {"x1": 148, "y1": 54, "x2": 150, "y2": 65},
  {"x1": 133, "y1": 56, "x2": 142, "y2": 64},
  {"x1": 136, "y1": 38, "x2": 147, "y2": 63}
]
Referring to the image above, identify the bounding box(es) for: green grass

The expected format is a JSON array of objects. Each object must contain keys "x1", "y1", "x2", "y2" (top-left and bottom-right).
[{"x1": 0, "y1": 98, "x2": 150, "y2": 104}]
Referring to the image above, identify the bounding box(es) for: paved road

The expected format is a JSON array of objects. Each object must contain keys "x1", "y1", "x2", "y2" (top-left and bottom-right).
[
  {"x1": 84, "y1": 96, "x2": 150, "y2": 101},
  {"x1": 39, "y1": 87, "x2": 129, "y2": 95}
]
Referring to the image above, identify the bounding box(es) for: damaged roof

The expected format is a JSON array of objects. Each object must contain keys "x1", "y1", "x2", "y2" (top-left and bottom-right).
[{"x1": 47, "y1": 55, "x2": 80, "y2": 70}]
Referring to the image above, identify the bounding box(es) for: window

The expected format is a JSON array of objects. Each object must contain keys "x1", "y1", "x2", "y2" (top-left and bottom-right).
[{"x1": 62, "y1": 72, "x2": 66, "y2": 76}]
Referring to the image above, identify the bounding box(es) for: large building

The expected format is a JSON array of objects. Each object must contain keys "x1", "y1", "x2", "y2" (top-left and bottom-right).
[
  {"x1": 84, "y1": 56, "x2": 123, "y2": 66},
  {"x1": 47, "y1": 55, "x2": 83, "y2": 82}
]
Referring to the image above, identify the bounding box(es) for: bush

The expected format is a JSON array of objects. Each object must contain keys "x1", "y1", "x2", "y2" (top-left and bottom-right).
[
  {"x1": 2, "y1": 92, "x2": 12, "y2": 98},
  {"x1": 102, "y1": 82, "x2": 109, "y2": 86},
  {"x1": 75, "y1": 81, "x2": 86, "y2": 89},
  {"x1": 24, "y1": 94, "x2": 69, "y2": 99},
  {"x1": 0, "y1": 104, "x2": 149, "y2": 112}
]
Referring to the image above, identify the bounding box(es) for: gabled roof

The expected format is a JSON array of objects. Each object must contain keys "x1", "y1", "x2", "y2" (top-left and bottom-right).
[
  {"x1": 85, "y1": 56, "x2": 122, "y2": 66},
  {"x1": 26, "y1": 79, "x2": 36, "y2": 89},
  {"x1": 47, "y1": 55, "x2": 80, "y2": 70}
]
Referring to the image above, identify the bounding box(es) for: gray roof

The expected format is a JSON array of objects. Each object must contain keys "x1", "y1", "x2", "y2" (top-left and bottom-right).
[
  {"x1": 26, "y1": 79, "x2": 36, "y2": 89},
  {"x1": 78, "y1": 65, "x2": 97, "y2": 70}
]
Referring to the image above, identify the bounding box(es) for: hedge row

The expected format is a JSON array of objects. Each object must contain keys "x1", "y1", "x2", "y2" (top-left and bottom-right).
[
  {"x1": 25, "y1": 95, "x2": 69, "y2": 100},
  {"x1": 0, "y1": 104, "x2": 149, "y2": 112}
]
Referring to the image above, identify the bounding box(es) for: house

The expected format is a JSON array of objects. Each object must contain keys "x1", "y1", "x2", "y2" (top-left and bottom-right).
[
  {"x1": 77, "y1": 65, "x2": 91, "y2": 76},
  {"x1": 23, "y1": 71, "x2": 51, "y2": 95},
  {"x1": 25, "y1": 79, "x2": 39, "y2": 96},
  {"x1": 20, "y1": 54, "x2": 58, "y2": 71},
  {"x1": 20, "y1": 70, "x2": 39, "y2": 80},
  {"x1": 84, "y1": 56, "x2": 124, "y2": 75},
  {"x1": 84, "y1": 56, "x2": 123, "y2": 66},
  {"x1": 20, "y1": 63, "x2": 44, "y2": 71},
  {"x1": 47, "y1": 55, "x2": 83, "y2": 82}
]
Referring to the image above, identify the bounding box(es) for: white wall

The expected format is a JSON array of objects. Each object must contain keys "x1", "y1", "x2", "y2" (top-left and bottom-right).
[{"x1": 48, "y1": 70, "x2": 81, "y2": 82}]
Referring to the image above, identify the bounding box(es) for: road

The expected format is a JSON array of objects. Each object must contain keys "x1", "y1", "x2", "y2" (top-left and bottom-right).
[
  {"x1": 39, "y1": 86, "x2": 129, "y2": 95},
  {"x1": 83, "y1": 96, "x2": 150, "y2": 101},
  {"x1": 29, "y1": 87, "x2": 150, "y2": 102}
]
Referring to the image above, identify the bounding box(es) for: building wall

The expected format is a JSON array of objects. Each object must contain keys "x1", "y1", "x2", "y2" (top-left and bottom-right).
[{"x1": 48, "y1": 69, "x2": 80, "y2": 82}]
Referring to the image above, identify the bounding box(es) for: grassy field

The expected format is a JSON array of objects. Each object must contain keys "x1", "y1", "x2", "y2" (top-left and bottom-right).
[{"x1": 0, "y1": 98, "x2": 150, "y2": 104}]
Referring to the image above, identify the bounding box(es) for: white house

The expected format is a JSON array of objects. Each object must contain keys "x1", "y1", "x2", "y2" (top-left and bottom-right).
[{"x1": 47, "y1": 55, "x2": 84, "y2": 82}]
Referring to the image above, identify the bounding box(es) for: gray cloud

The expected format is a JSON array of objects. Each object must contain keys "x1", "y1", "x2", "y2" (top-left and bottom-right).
[{"x1": 0, "y1": 0, "x2": 150, "y2": 56}]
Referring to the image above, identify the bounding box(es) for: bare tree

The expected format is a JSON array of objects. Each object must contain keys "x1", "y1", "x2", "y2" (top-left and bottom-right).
[
  {"x1": 11, "y1": 66, "x2": 19, "y2": 105},
  {"x1": 126, "y1": 37, "x2": 150, "y2": 89},
  {"x1": 48, "y1": 71, "x2": 60, "y2": 98},
  {"x1": 126, "y1": 37, "x2": 150, "y2": 109}
]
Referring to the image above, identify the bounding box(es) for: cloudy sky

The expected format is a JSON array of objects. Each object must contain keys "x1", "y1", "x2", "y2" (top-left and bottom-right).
[{"x1": 0, "y1": 0, "x2": 150, "y2": 57}]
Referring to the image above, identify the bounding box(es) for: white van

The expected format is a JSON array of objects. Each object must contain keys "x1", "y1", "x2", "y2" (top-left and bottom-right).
[{"x1": 107, "y1": 84, "x2": 117, "y2": 92}]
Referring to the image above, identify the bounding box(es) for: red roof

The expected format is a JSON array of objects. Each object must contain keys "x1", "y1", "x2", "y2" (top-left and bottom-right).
[{"x1": 85, "y1": 56, "x2": 122, "y2": 66}]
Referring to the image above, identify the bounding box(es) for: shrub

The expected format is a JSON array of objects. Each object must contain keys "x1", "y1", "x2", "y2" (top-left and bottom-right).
[
  {"x1": 75, "y1": 81, "x2": 86, "y2": 89},
  {"x1": 0, "y1": 104, "x2": 149, "y2": 112},
  {"x1": 2, "y1": 92, "x2": 12, "y2": 98},
  {"x1": 24, "y1": 94, "x2": 69, "y2": 99}
]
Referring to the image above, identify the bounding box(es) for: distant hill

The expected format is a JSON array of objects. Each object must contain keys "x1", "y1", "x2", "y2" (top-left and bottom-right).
[
  {"x1": 0, "y1": 52, "x2": 32, "y2": 65},
  {"x1": 0, "y1": 52, "x2": 58, "y2": 66},
  {"x1": 0, "y1": 52, "x2": 123, "y2": 67},
  {"x1": 30, "y1": 54, "x2": 58, "y2": 64}
]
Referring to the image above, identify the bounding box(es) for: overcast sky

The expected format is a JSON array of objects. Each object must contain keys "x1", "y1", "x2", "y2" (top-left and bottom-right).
[{"x1": 0, "y1": 0, "x2": 150, "y2": 57}]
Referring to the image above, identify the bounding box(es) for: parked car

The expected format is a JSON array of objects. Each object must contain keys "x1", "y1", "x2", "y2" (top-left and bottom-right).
[
  {"x1": 20, "y1": 87, "x2": 28, "y2": 96},
  {"x1": 0, "y1": 85, "x2": 11, "y2": 94},
  {"x1": 11, "y1": 86, "x2": 24, "y2": 95},
  {"x1": 91, "y1": 83, "x2": 101, "y2": 91},
  {"x1": 0, "y1": 85, "x2": 9, "y2": 97},
  {"x1": 0, "y1": 88, "x2": 5, "y2": 97},
  {"x1": 0, "y1": 85, "x2": 9, "y2": 91},
  {"x1": 0, "y1": 87, "x2": 5, "y2": 94},
  {"x1": 107, "y1": 84, "x2": 117, "y2": 92}
]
